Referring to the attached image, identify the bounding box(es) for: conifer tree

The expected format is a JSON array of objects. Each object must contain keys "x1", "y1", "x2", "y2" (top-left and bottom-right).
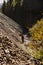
[{"x1": 2, "y1": 0, "x2": 6, "y2": 13}]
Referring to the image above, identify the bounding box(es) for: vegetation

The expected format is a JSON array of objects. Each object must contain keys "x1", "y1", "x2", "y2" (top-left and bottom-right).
[
  {"x1": 2, "y1": 0, "x2": 6, "y2": 13},
  {"x1": 2, "y1": 0, "x2": 43, "y2": 27},
  {"x1": 27, "y1": 40, "x2": 43, "y2": 64},
  {"x1": 27, "y1": 19, "x2": 43, "y2": 63},
  {"x1": 29, "y1": 19, "x2": 43, "y2": 41}
]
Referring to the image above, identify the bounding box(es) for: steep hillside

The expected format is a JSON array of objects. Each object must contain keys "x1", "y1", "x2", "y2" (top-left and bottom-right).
[
  {"x1": 0, "y1": 35, "x2": 41, "y2": 65},
  {"x1": 0, "y1": 13, "x2": 42, "y2": 65}
]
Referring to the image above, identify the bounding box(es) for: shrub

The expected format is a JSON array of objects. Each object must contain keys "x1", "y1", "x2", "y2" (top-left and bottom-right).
[{"x1": 29, "y1": 19, "x2": 43, "y2": 41}]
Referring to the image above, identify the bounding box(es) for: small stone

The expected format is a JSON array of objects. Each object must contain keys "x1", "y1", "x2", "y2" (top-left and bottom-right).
[
  {"x1": 3, "y1": 63, "x2": 6, "y2": 65},
  {"x1": 27, "y1": 60, "x2": 31, "y2": 64},
  {"x1": 3, "y1": 57, "x2": 6, "y2": 61},
  {"x1": 12, "y1": 59, "x2": 15, "y2": 63},
  {"x1": 4, "y1": 48, "x2": 10, "y2": 54}
]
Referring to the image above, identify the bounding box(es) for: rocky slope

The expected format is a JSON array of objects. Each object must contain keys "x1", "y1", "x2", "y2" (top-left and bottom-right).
[
  {"x1": 0, "y1": 34, "x2": 41, "y2": 65},
  {"x1": 0, "y1": 13, "x2": 41, "y2": 65}
]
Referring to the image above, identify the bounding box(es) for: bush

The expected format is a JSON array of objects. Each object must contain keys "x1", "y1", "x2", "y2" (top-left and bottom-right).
[
  {"x1": 28, "y1": 20, "x2": 43, "y2": 62},
  {"x1": 27, "y1": 42, "x2": 43, "y2": 62},
  {"x1": 32, "y1": 49, "x2": 43, "y2": 59},
  {"x1": 29, "y1": 19, "x2": 43, "y2": 41}
]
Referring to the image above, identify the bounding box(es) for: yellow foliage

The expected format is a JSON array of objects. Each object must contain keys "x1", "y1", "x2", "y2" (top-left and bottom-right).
[{"x1": 29, "y1": 19, "x2": 43, "y2": 40}]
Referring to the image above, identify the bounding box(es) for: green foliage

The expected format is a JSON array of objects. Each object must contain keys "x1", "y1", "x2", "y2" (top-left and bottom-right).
[
  {"x1": 12, "y1": 0, "x2": 17, "y2": 7},
  {"x1": 32, "y1": 49, "x2": 43, "y2": 59},
  {"x1": 27, "y1": 41, "x2": 43, "y2": 62},
  {"x1": 12, "y1": 0, "x2": 23, "y2": 7},
  {"x1": 29, "y1": 19, "x2": 43, "y2": 40},
  {"x1": 20, "y1": 0, "x2": 23, "y2": 6},
  {"x1": 7, "y1": 0, "x2": 13, "y2": 7}
]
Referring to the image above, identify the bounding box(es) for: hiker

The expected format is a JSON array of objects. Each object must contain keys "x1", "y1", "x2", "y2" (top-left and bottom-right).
[
  {"x1": 21, "y1": 34, "x2": 24, "y2": 43},
  {"x1": 19, "y1": 33, "x2": 24, "y2": 43}
]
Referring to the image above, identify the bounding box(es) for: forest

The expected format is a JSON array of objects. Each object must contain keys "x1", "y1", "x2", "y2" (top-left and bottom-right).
[{"x1": 2, "y1": 0, "x2": 43, "y2": 27}]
